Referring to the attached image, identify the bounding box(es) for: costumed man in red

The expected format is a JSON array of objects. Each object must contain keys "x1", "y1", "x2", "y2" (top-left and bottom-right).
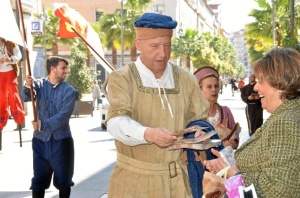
[{"x1": 0, "y1": 37, "x2": 25, "y2": 132}]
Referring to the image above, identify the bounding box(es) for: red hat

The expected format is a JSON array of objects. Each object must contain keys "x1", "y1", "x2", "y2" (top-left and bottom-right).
[{"x1": 193, "y1": 66, "x2": 219, "y2": 83}]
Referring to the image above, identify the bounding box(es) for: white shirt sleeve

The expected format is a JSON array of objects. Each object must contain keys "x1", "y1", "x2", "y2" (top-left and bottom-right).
[
  {"x1": 11, "y1": 45, "x2": 22, "y2": 63},
  {"x1": 107, "y1": 116, "x2": 149, "y2": 146}
]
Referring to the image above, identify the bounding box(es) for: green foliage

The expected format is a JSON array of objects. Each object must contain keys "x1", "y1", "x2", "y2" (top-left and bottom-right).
[
  {"x1": 32, "y1": 8, "x2": 75, "y2": 55},
  {"x1": 282, "y1": 31, "x2": 299, "y2": 50},
  {"x1": 126, "y1": 0, "x2": 152, "y2": 10},
  {"x1": 245, "y1": 0, "x2": 300, "y2": 62},
  {"x1": 66, "y1": 45, "x2": 95, "y2": 99},
  {"x1": 97, "y1": 9, "x2": 140, "y2": 50},
  {"x1": 95, "y1": 0, "x2": 151, "y2": 63},
  {"x1": 172, "y1": 31, "x2": 242, "y2": 76}
]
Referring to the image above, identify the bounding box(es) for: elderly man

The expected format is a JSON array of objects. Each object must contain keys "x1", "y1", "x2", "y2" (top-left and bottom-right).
[
  {"x1": 240, "y1": 74, "x2": 263, "y2": 136},
  {"x1": 103, "y1": 13, "x2": 209, "y2": 197}
]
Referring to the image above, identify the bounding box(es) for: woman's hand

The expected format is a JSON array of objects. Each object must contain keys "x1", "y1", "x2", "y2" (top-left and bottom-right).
[
  {"x1": 203, "y1": 149, "x2": 225, "y2": 173},
  {"x1": 203, "y1": 148, "x2": 240, "y2": 178},
  {"x1": 222, "y1": 139, "x2": 239, "y2": 149}
]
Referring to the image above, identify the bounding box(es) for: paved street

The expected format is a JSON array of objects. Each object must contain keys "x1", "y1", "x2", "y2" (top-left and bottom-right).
[
  {"x1": 0, "y1": 85, "x2": 269, "y2": 198},
  {"x1": 0, "y1": 99, "x2": 116, "y2": 198}
]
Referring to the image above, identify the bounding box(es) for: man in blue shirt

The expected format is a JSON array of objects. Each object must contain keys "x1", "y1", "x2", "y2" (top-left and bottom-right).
[{"x1": 22, "y1": 56, "x2": 79, "y2": 198}]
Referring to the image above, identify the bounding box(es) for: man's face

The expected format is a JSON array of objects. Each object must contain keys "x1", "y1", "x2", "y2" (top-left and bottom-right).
[
  {"x1": 249, "y1": 74, "x2": 256, "y2": 83},
  {"x1": 52, "y1": 61, "x2": 68, "y2": 82},
  {"x1": 135, "y1": 36, "x2": 171, "y2": 78}
]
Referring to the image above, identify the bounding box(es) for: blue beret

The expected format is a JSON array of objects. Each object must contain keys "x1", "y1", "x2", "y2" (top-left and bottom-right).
[{"x1": 134, "y1": 13, "x2": 177, "y2": 29}]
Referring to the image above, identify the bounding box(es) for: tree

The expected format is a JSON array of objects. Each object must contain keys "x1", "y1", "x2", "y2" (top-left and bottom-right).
[
  {"x1": 126, "y1": 0, "x2": 152, "y2": 10},
  {"x1": 172, "y1": 31, "x2": 242, "y2": 76},
  {"x1": 172, "y1": 28, "x2": 201, "y2": 70},
  {"x1": 33, "y1": 8, "x2": 74, "y2": 56},
  {"x1": 96, "y1": 0, "x2": 152, "y2": 67},
  {"x1": 98, "y1": 13, "x2": 119, "y2": 69},
  {"x1": 245, "y1": 0, "x2": 300, "y2": 62},
  {"x1": 66, "y1": 45, "x2": 96, "y2": 99}
]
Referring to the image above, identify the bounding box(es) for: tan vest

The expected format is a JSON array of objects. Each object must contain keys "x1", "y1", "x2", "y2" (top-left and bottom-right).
[
  {"x1": 105, "y1": 63, "x2": 210, "y2": 197},
  {"x1": 6, "y1": 41, "x2": 19, "y2": 76}
]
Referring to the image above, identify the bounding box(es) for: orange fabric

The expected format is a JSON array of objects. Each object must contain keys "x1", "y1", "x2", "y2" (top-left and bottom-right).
[
  {"x1": 238, "y1": 80, "x2": 245, "y2": 89},
  {"x1": 53, "y1": 5, "x2": 88, "y2": 38}
]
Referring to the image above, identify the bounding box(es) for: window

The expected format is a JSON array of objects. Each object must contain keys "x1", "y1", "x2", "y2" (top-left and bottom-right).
[{"x1": 95, "y1": 8, "x2": 103, "y2": 21}]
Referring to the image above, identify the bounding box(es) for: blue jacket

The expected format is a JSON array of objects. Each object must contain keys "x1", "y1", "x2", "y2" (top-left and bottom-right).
[{"x1": 22, "y1": 78, "x2": 79, "y2": 142}]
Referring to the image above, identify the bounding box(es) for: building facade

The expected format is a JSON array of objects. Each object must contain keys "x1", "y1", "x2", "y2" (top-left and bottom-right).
[
  {"x1": 42, "y1": 0, "x2": 120, "y2": 21},
  {"x1": 148, "y1": 0, "x2": 220, "y2": 38},
  {"x1": 35, "y1": 0, "x2": 224, "y2": 80},
  {"x1": 228, "y1": 29, "x2": 251, "y2": 77},
  {"x1": 26, "y1": 0, "x2": 231, "y2": 80}
]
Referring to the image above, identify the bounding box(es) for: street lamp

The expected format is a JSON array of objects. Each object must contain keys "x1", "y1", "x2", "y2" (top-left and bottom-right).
[
  {"x1": 39, "y1": 12, "x2": 49, "y2": 76},
  {"x1": 117, "y1": 0, "x2": 127, "y2": 68},
  {"x1": 178, "y1": 29, "x2": 183, "y2": 67}
]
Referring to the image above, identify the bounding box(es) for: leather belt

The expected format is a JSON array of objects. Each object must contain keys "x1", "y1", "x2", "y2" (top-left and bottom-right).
[{"x1": 117, "y1": 152, "x2": 179, "y2": 178}]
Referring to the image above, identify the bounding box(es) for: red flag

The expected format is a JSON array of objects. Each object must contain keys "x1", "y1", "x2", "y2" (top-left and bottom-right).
[
  {"x1": 53, "y1": 3, "x2": 88, "y2": 38},
  {"x1": 53, "y1": 3, "x2": 113, "y2": 73},
  {"x1": 57, "y1": 20, "x2": 80, "y2": 38}
]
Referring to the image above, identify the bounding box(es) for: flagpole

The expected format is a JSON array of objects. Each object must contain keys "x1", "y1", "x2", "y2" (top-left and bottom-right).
[
  {"x1": 71, "y1": 27, "x2": 115, "y2": 72},
  {"x1": 16, "y1": 0, "x2": 37, "y2": 122}
]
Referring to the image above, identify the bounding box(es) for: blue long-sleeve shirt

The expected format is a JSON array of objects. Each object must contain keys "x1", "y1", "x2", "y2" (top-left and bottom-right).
[{"x1": 22, "y1": 78, "x2": 79, "y2": 142}]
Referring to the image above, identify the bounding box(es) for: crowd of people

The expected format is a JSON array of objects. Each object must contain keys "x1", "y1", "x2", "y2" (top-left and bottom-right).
[
  {"x1": 2, "y1": 11, "x2": 300, "y2": 198},
  {"x1": 204, "y1": 48, "x2": 300, "y2": 197},
  {"x1": 102, "y1": 12, "x2": 300, "y2": 198}
]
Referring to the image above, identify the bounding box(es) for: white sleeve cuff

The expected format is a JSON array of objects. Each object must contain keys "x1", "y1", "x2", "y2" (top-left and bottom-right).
[{"x1": 107, "y1": 116, "x2": 148, "y2": 146}]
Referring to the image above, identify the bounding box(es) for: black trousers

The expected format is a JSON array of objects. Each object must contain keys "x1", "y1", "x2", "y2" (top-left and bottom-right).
[{"x1": 246, "y1": 104, "x2": 263, "y2": 136}]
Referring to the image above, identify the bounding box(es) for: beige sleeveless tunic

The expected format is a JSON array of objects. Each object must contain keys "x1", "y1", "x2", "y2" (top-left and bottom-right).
[{"x1": 106, "y1": 63, "x2": 209, "y2": 198}]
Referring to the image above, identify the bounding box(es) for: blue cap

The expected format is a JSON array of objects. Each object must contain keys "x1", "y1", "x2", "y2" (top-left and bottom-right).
[{"x1": 134, "y1": 13, "x2": 177, "y2": 29}]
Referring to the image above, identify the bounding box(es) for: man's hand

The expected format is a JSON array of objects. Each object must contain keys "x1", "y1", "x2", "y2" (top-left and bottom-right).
[
  {"x1": 31, "y1": 120, "x2": 41, "y2": 131},
  {"x1": 144, "y1": 128, "x2": 177, "y2": 148},
  {"x1": 248, "y1": 93, "x2": 259, "y2": 100},
  {"x1": 25, "y1": 75, "x2": 34, "y2": 88},
  {"x1": 194, "y1": 129, "x2": 210, "y2": 143}
]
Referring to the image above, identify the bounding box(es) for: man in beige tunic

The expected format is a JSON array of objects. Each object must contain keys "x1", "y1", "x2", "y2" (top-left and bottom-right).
[{"x1": 104, "y1": 13, "x2": 209, "y2": 198}]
